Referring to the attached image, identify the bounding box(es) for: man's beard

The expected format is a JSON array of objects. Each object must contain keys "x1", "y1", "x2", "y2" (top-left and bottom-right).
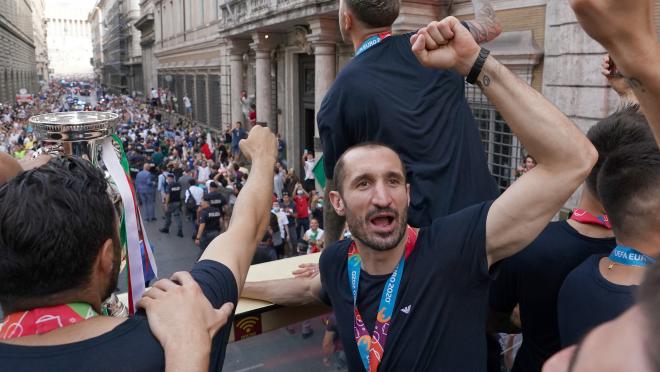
[{"x1": 346, "y1": 205, "x2": 407, "y2": 252}]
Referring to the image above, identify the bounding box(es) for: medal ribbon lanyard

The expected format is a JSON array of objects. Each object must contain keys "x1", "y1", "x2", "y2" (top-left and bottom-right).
[
  {"x1": 609, "y1": 245, "x2": 656, "y2": 267},
  {"x1": 355, "y1": 32, "x2": 392, "y2": 57},
  {"x1": 570, "y1": 208, "x2": 611, "y2": 229},
  {"x1": 347, "y1": 226, "x2": 417, "y2": 372}
]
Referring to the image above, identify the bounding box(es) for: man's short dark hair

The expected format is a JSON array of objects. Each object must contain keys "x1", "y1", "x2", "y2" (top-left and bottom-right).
[
  {"x1": 597, "y1": 142, "x2": 660, "y2": 241},
  {"x1": 333, "y1": 142, "x2": 406, "y2": 194},
  {"x1": 345, "y1": 0, "x2": 399, "y2": 28},
  {"x1": 638, "y1": 263, "x2": 660, "y2": 371},
  {"x1": 586, "y1": 105, "x2": 654, "y2": 195},
  {"x1": 0, "y1": 157, "x2": 116, "y2": 309}
]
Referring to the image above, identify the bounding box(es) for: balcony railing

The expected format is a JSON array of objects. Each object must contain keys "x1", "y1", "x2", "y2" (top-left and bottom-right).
[{"x1": 219, "y1": 0, "x2": 322, "y2": 29}]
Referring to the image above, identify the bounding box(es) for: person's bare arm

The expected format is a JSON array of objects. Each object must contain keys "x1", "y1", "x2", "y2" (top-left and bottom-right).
[
  {"x1": 478, "y1": 57, "x2": 596, "y2": 266},
  {"x1": 200, "y1": 126, "x2": 277, "y2": 291},
  {"x1": 195, "y1": 222, "x2": 206, "y2": 246},
  {"x1": 0, "y1": 153, "x2": 51, "y2": 184},
  {"x1": 242, "y1": 275, "x2": 323, "y2": 306},
  {"x1": 0, "y1": 152, "x2": 23, "y2": 184},
  {"x1": 569, "y1": 0, "x2": 660, "y2": 145},
  {"x1": 411, "y1": 17, "x2": 597, "y2": 267},
  {"x1": 323, "y1": 178, "x2": 345, "y2": 246},
  {"x1": 463, "y1": 0, "x2": 502, "y2": 44}
]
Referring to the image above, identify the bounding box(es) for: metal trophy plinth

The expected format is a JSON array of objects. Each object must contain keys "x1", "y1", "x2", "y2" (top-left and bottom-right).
[{"x1": 29, "y1": 111, "x2": 154, "y2": 317}]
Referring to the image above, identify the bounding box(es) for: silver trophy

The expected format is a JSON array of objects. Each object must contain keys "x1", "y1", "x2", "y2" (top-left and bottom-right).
[
  {"x1": 29, "y1": 111, "x2": 129, "y2": 317},
  {"x1": 29, "y1": 111, "x2": 119, "y2": 163}
]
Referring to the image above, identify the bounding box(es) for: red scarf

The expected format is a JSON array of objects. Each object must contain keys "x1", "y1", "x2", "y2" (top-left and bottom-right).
[
  {"x1": 570, "y1": 208, "x2": 611, "y2": 229},
  {"x1": 0, "y1": 303, "x2": 98, "y2": 340}
]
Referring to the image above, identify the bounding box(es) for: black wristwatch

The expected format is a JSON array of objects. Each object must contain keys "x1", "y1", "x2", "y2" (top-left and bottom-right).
[{"x1": 466, "y1": 47, "x2": 491, "y2": 85}]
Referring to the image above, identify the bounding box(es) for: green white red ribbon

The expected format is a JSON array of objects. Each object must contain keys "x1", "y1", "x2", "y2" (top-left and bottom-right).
[{"x1": 101, "y1": 135, "x2": 157, "y2": 314}]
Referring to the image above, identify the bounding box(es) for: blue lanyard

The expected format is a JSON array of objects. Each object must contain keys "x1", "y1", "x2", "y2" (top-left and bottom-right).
[
  {"x1": 355, "y1": 32, "x2": 392, "y2": 57},
  {"x1": 609, "y1": 245, "x2": 656, "y2": 267}
]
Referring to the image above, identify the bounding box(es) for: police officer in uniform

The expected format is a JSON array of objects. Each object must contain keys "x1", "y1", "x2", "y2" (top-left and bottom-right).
[
  {"x1": 195, "y1": 195, "x2": 222, "y2": 250},
  {"x1": 159, "y1": 173, "x2": 183, "y2": 237},
  {"x1": 204, "y1": 182, "x2": 226, "y2": 226}
]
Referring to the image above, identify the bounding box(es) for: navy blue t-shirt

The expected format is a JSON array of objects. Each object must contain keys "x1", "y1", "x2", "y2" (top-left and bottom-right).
[
  {"x1": 489, "y1": 221, "x2": 615, "y2": 372},
  {"x1": 319, "y1": 201, "x2": 494, "y2": 371},
  {"x1": 317, "y1": 33, "x2": 499, "y2": 228},
  {"x1": 557, "y1": 254, "x2": 637, "y2": 347},
  {"x1": 0, "y1": 260, "x2": 238, "y2": 372}
]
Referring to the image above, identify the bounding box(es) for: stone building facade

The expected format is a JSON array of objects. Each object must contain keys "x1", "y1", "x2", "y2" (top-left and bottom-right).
[
  {"x1": 46, "y1": 0, "x2": 94, "y2": 77},
  {"x1": 140, "y1": 0, "x2": 660, "y2": 207},
  {"x1": 92, "y1": 0, "x2": 143, "y2": 94},
  {"x1": 134, "y1": 0, "x2": 156, "y2": 94},
  {"x1": 31, "y1": 0, "x2": 49, "y2": 82},
  {"x1": 88, "y1": 4, "x2": 104, "y2": 83},
  {"x1": 0, "y1": 0, "x2": 38, "y2": 103}
]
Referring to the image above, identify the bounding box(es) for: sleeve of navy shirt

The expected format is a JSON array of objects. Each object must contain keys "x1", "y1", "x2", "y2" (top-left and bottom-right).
[
  {"x1": 427, "y1": 200, "x2": 496, "y2": 287},
  {"x1": 189, "y1": 260, "x2": 239, "y2": 371}
]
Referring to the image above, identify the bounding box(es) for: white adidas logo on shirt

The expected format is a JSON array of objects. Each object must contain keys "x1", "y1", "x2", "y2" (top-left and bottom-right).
[{"x1": 400, "y1": 305, "x2": 412, "y2": 314}]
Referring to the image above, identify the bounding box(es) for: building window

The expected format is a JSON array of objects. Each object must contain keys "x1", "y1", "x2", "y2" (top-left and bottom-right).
[{"x1": 465, "y1": 83, "x2": 524, "y2": 191}]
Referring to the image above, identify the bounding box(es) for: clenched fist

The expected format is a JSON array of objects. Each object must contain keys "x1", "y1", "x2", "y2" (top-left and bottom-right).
[
  {"x1": 410, "y1": 17, "x2": 481, "y2": 76},
  {"x1": 239, "y1": 125, "x2": 278, "y2": 165}
]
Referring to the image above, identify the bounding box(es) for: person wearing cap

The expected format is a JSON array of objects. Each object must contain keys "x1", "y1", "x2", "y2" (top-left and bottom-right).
[
  {"x1": 159, "y1": 173, "x2": 183, "y2": 237},
  {"x1": 205, "y1": 181, "x2": 227, "y2": 226},
  {"x1": 196, "y1": 193, "x2": 223, "y2": 250}
]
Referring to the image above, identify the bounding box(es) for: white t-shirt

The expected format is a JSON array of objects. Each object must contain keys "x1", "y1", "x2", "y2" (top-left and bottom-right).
[
  {"x1": 272, "y1": 210, "x2": 289, "y2": 239},
  {"x1": 151, "y1": 89, "x2": 158, "y2": 99},
  {"x1": 183, "y1": 96, "x2": 192, "y2": 108},
  {"x1": 197, "y1": 166, "x2": 211, "y2": 183},
  {"x1": 304, "y1": 159, "x2": 316, "y2": 180},
  {"x1": 186, "y1": 185, "x2": 204, "y2": 206},
  {"x1": 304, "y1": 228, "x2": 324, "y2": 243}
]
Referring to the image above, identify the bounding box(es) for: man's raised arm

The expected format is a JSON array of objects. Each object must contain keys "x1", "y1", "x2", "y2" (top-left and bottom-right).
[
  {"x1": 200, "y1": 126, "x2": 277, "y2": 291},
  {"x1": 412, "y1": 17, "x2": 597, "y2": 267},
  {"x1": 569, "y1": 0, "x2": 660, "y2": 146}
]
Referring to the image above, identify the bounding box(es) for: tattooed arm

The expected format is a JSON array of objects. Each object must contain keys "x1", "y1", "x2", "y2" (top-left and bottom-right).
[
  {"x1": 411, "y1": 18, "x2": 596, "y2": 267},
  {"x1": 463, "y1": 0, "x2": 502, "y2": 44}
]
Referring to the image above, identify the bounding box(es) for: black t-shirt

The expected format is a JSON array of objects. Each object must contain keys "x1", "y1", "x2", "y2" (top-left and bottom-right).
[
  {"x1": 0, "y1": 260, "x2": 238, "y2": 372},
  {"x1": 319, "y1": 201, "x2": 494, "y2": 371},
  {"x1": 165, "y1": 182, "x2": 182, "y2": 203},
  {"x1": 200, "y1": 207, "x2": 222, "y2": 232},
  {"x1": 557, "y1": 254, "x2": 637, "y2": 347},
  {"x1": 317, "y1": 34, "x2": 499, "y2": 228},
  {"x1": 205, "y1": 191, "x2": 226, "y2": 211},
  {"x1": 489, "y1": 221, "x2": 615, "y2": 372}
]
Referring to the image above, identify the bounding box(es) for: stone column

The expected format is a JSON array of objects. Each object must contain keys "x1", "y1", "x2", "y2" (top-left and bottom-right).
[
  {"x1": 228, "y1": 39, "x2": 249, "y2": 127},
  {"x1": 308, "y1": 17, "x2": 338, "y2": 142},
  {"x1": 251, "y1": 32, "x2": 274, "y2": 129}
]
